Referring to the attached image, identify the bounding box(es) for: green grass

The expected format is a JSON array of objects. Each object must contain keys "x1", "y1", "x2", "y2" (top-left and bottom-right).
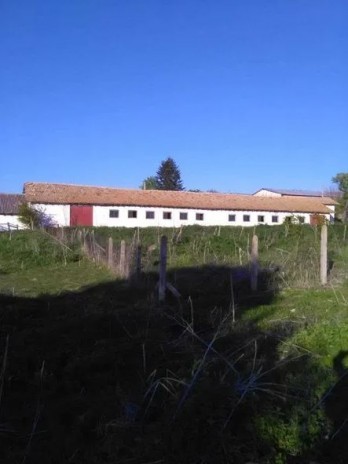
[
  {"x1": 0, "y1": 230, "x2": 113, "y2": 296},
  {"x1": 243, "y1": 284, "x2": 348, "y2": 367},
  {"x1": 0, "y1": 261, "x2": 114, "y2": 297},
  {"x1": 0, "y1": 230, "x2": 81, "y2": 273},
  {"x1": 1, "y1": 227, "x2": 348, "y2": 463},
  {"x1": 60, "y1": 223, "x2": 348, "y2": 287}
]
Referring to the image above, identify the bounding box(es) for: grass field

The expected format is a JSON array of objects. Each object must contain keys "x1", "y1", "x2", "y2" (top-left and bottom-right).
[{"x1": 0, "y1": 226, "x2": 348, "y2": 463}]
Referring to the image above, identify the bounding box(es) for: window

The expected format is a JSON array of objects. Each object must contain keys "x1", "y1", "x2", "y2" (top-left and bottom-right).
[
  {"x1": 243, "y1": 214, "x2": 250, "y2": 222},
  {"x1": 196, "y1": 213, "x2": 204, "y2": 221},
  {"x1": 163, "y1": 212, "x2": 172, "y2": 220},
  {"x1": 228, "y1": 214, "x2": 236, "y2": 222},
  {"x1": 109, "y1": 209, "x2": 119, "y2": 218},
  {"x1": 258, "y1": 215, "x2": 264, "y2": 223},
  {"x1": 298, "y1": 216, "x2": 305, "y2": 224},
  {"x1": 146, "y1": 211, "x2": 155, "y2": 219},
  {"x1": 128, "y1": 210, "x2": 137, "y2": 218},
  {"x1": 272, "y1": 215, "x2": 279, "y2": 223},
  {"x1": 180, "y1": 212, "x2": 188, "y2": 220}
]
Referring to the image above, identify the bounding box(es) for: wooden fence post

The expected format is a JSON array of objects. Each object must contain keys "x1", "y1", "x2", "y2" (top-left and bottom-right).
[
  {"x1": 159, "y1": 236, "x2": 167, "y2": 302},
  {"x1": 135, "y1": 244, "x2": 142, "y2": 281},
  {"x1": 107, "y1": 237, "x2": 113, "y2": 269},
  {"x1": 320, "y1": 224, "x2": 328, "y2": 285},
  {"x1": 120, "y1": 240, "x2": 126, "y2": 278},
  {"x1": 250, "y1": 234, "x2": 259, "y2": 291}
]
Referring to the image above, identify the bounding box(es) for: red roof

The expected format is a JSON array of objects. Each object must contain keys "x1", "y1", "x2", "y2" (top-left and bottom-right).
[{"x1": 24, "y1": 182, "x2": 332, "y2": 214}]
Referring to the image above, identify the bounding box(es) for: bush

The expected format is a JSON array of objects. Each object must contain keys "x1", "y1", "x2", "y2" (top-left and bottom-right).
[{"x1": 18, "y1": 203, "x2": 56, "y2": 229}]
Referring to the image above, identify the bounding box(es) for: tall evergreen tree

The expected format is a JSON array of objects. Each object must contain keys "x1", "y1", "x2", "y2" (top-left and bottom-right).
[{"x1": 155, "y1": 157, "x2": 184, "y2": 191}]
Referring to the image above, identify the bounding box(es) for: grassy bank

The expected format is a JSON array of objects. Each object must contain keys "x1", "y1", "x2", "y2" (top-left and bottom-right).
[{"x1": 0, "y1": 230, "x2": 113, "y2": 296}]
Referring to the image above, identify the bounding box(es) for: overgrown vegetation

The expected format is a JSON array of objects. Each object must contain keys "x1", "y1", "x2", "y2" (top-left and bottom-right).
[
  {"x1": 18, "y1": 203, "x2": 56, "y2": 229},
  {"x1": 0, "y1": 230, "x2": 112, "y2": 296},
  {"x1": 66, "y1": 223, "x2": 348, "y2": 287},
  {"x1": 0, "y1": 230, "x2": 81, "y2": 273},
  {"x1": 0, "y1": 225, "x2": 348, "y2": 463}
]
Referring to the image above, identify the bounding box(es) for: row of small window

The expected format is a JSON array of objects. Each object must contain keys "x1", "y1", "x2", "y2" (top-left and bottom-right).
[
  {"x1": 233, "y1": 214, "x2": 279, "y2": 223},
  {"x1": 109, "y1": 209, "x2": 203, "y2": 220},
  {"x1": 229, "y1": 214, "x2": 304, "y2": 223},
  {"x1": 109, "y1": 210, "x2": 305, "y2": 224}
]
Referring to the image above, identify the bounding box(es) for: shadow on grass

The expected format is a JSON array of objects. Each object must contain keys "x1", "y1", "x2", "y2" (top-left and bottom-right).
[
  {"x1": 299, "y1": 350, "x2": 348, "y2": 464},
  {"x1": 0, "y1": 264, "x2": 342, "y2": 463}
]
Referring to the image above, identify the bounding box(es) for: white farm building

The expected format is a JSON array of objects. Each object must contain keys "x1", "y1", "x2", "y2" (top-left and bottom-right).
[
  {"x1": 0, "y1": 193, "x2": 24, "y2": 230},
  {"x1": 23, "y1": 182, "x2": 336, "y2": 228}
]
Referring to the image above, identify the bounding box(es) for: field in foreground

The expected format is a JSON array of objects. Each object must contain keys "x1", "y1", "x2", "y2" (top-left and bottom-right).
[{"x1": 0, "y1": 227, "x2": 348, "y2": 463}]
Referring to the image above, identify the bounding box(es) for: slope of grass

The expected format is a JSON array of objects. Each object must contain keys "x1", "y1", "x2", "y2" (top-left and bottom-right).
[
  {"x1": 0, "y1": 261, "x2": 114, "y2": 297},
  {"x1": 0, "y1": 230, "x2": 113, "y2": 296},
  {"x1": 0, "y1": 230, "x2": 81, "y2": 273}
]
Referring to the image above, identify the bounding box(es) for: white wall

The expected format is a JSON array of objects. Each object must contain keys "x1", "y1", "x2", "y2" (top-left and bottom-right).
[
  {"x1": 30, "y1": 203, "x2": 330, "y2": 228},
  {"x1": 254, "y1": 189, "x2": 281, "y2": 197},
  {"x1": 324, "y1": 204, "x2": 335, "y2": 222},
  {"x1": 93, "y1": 205, "x2": 324, "y2": 228},
  {"x1": 33, "y1": 204, "x2": 71, "y2": 227},
  {"x1": 0, "y1": 215, "x2": 24, "y2": 229}
]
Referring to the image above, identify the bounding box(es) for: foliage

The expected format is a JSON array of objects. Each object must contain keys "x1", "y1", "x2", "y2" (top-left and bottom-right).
[
  {"x1": 333, "y1": 173, "x2": 348, "y2": 193},
  {"x1": 18, "y1": 202, "x2": 56, "y2": 229},
  {"x1": 140, "y1": 175, "x2": 159, "y2": 190},
  {"x1": 155, "y1": 156, "x2": 184, "y2": 190},
  {"x1": 332, "y1": 172, "x2": 348, "y2": 222},
  {"x1": 255, "y1": 408, "x2": 326, "y2": 459}
]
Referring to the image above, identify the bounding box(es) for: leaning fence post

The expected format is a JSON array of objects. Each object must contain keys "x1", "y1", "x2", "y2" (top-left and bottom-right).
[
  {"x1": 159, "y1": 236, "x2": 167, "y2": 302},
  {"x1": 320, "y1": 224, "x2": 328, "y2": 285},
  {"x1": 107, "y1": 237, "x2": 113, "y2": 269},
  {"x1": 250, "y1": 234, "x2": 259, "y2": 291},
  {"x1": 120, "y1": 240, "x2": 126, "y2": 277}
]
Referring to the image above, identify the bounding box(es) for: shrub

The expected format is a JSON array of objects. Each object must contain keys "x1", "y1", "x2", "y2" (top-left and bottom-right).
[{"x1": 18, "y1": 203, "x2": 56, "y2": 229}]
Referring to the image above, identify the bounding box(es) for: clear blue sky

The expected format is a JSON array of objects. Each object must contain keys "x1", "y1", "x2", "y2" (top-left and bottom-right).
[{"x1": 1, "y1": 0, "x2": 347, "y2": 194}]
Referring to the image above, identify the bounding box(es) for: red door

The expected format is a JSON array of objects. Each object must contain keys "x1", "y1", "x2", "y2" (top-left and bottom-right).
[{"x1": 70, "y1": 205, "x2": 93, "y2": 226}]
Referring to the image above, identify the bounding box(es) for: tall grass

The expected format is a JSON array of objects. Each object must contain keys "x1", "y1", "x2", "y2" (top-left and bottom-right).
[
  {"x1": 51, "y1": 224, "x2": 348, "y2": 288},
  {"x1": 0, "y1": 230, "x2": 82, "y2": 273}
]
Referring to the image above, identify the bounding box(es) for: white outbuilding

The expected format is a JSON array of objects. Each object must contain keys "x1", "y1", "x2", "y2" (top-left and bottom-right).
[{"x1": 0, "y1": 193, "x2": 24, "y2": 230}]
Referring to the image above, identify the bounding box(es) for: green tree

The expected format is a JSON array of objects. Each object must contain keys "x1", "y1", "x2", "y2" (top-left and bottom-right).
[
  {"x1": 332, "y1": 173, "x2": 348, "y2": 222},
  {"x1": 155, "y1": 157, "x2": 184, "y2": 191},
  {"x1": 140, "y1": 176, "x2": 159, "y2": 190}
]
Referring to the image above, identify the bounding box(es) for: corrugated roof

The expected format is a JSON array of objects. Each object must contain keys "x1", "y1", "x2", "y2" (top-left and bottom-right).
[
  {"x1": 254, "y1": 188, "x2": 338, "y2": 205},
  {"x1": 0, "y1": 194, "x2": 24, "y2": 215},
  {"x1": 24, "y1": 182, "x2": 331, "y2": 214}
]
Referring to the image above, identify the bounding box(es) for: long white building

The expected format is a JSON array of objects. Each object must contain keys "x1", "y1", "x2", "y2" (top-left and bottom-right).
[{"x1": 23, "y1": 182, "x2": 335, "y2": 228}]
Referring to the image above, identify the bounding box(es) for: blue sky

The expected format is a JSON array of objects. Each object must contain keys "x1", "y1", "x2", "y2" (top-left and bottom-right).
[{"x1": 1, "y1": 0, "x2": 347, "y2": 193}]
